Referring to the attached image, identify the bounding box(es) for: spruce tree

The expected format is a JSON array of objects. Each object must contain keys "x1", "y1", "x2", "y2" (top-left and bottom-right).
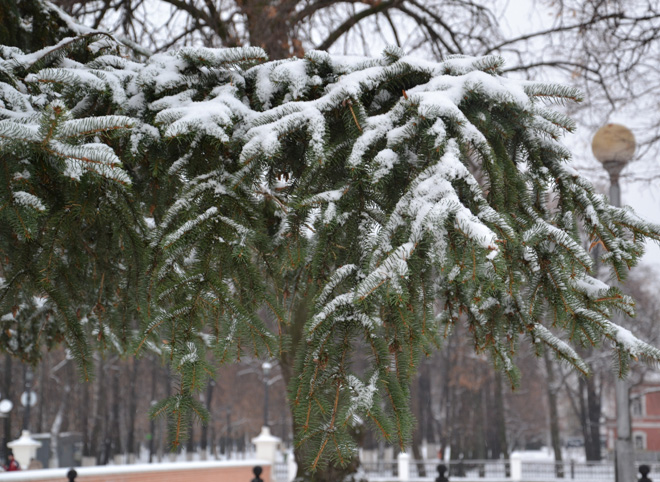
[{"x1": 1, "y1": 19, "x2": 660, "y2": 479}]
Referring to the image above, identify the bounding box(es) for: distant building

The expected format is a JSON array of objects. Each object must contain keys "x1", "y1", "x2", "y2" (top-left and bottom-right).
[{"x1": 605, "y1": 384, "x2": 660, "y2": 454}]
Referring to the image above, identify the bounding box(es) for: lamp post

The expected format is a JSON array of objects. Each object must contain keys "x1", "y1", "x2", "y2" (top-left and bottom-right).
[
  {"x1": 252, "y1": 361, "x2": 280, "y2": 465},
  {"x1": 592, "y1": 123, "x2": 636, "y2": 482},
  {"x1": 22, "y1": 368, "x2": 35, "y2": 432},
  {"x1": 0, "y1": 396, "x2": 13, "y2": 462},
  {"x1": 262, "y1": 361, "x2": 272, "y2": 428},
  {"x1": 8, "y1": 367, "x2": 41, "y2": 469}
]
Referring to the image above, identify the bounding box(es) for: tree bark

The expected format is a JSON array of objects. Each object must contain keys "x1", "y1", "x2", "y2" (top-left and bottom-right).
[
  {"x1": 543, "y1": 350, "x2": 563, "y2": 476},
  {"x1": 49, "y1": 383, "x2": 70, "y2": 468},
  {"x1": 200, "y1": 379, "x2": 215, "y2": 457},
  {"x1": 442, "y1": 339, "x2": 455, "y2": 460},
  {"x1": 412, "y1": 361, "x2": 431, "y2": 476},
  {"x1": 91, "y1": 358, "x2": 107, "y2": 463},
  {"x1": 148, "y1": 357, "x2": 158, "y2": 462},
  {"x1": 585, "y1": 376, "x2": 601, "y2": 461},
  {"x1": 278, "y1": 286, "x2": 363, "y2": 482},
  {"x1": 36, "y1": 356, "x2": 45, "y2": 433},
  {"x1": 578, "y1": 376, "x2": 602, "y2": 461},
  {"x1": 493, "y1": 371, "x2": 509, "y2": 459},
  {"x1": 109, "y1": 365, "x2": 122, "y2": 460},
  {"x1": 60, "y1": 363, "x2": 74, "y2": 433},
  {"x1": 186, "y1": 422, "x2": 194, "y2": 458},
  {"x1": 81, "y1": 381, "x2": 91, "y2": 457},
  {"x1": 241, "y1": 1, "x2": 297, "y2": 60},
  {"x1": 412, "y1": 426, "x2": 426, "y2": 477},
  {"x1": 126, "y1": 358, "x2": 138, "y2": 461}
]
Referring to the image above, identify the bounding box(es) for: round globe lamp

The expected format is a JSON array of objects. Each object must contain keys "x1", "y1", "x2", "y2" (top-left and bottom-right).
[{"x1": 591, "y1": 123, "x2": 636, "y2": 184}]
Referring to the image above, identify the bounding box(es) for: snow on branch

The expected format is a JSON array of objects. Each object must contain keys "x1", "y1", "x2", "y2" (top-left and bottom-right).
[{"x1": 3, "y1": 32, "x2": 660, "y2": 465}]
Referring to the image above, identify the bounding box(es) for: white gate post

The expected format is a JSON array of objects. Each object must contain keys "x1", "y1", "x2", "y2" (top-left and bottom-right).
[
  {"x1": 397, "y1": 451, "x2": 410, "y2": 481},
  {"x1": 252, "y1": 426, "x2": 281, "y2": 464},
  {"x1": 287, "y1": 449, "x2": 298, "y2": 482},
  {"x1": 510, "y1": 452, "x2": 522, "y2": 481}
]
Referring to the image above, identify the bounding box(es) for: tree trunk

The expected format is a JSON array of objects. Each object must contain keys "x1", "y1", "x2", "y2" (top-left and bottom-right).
[
  {"x1": 60, "y1": 363, "x2": 74, "y2": 433},
  {"x1": 279, "y1": 287, "x2": 363, "y2": 482},
  {"x1": 109, "y1": 365, "x2": 122, "y2": 460},
  {"x1": 412, "y1": 434, "x2": 426, "y2": 477},
  {"x1": 543, "y1": 351, "x2": 563, "y2": 476},
  {"x1": 37, "y1": 356, "x2": 45, "y2": 433},
  {"x1": 91, "y1": 358, "x2": 106, "y2": 463},
  {"x1": 81, "y1": 381, "x2": 91, "y2": 457},
  {"x1": 126, "y1": 359, "x2": 138, "y2": 461},
  {"x1": 412, "y1": 361, "x2": 431, "y2": 476},
  {"x1": 478, "y1": 374, "x2": 488, "y2": 460},
  {"x1": 186, "y1": 423, "x2": 195, "y2": 459},
  {"x1": 242, "y1": 2, "x2": 295, "y2": 60},
  {"x1": 578, "y1": 376, "x2": 602, "y2": 461},
  {"x1": 440, "y1": 372, "x2": 451, "y2": 459},
  {"x1": 493, "y1": 371, "x2": 509, "y2": 459},
  {"x1": 148, "y1": 358, "x2": 158, "y2": 462},
  {"x1": 164, "y1": 365, "x2": 178, "y2": 455},
  {"x1": 291, "y1": 426, "x2": 365, "y2": 482},
  {"x1": 210, "y1": 426, "x2": 216, "y2": 458},
  {"x1": 49, "y1": 383, "x2": 70, "y2": 468},
  {"x1": 200, "y1": 380, "x2": 215, "y2": 458},
  {"x1": 577, "y1": 378, "x2": 589, "y2": 455},
  {"x1": 474, "y1": 385, "x2": 486, "y2": 460},
  {"x1": 222, "y1": 410, "x2": 231, "y2": 457},
  {"x1": 585, "y1": 376, "x2": 601, "y2": 461}
]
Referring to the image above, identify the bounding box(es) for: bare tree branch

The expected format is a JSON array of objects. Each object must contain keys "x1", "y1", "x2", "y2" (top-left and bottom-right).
[{"x1": 317, "y1": 0, "x2": 399, "y2": 51}]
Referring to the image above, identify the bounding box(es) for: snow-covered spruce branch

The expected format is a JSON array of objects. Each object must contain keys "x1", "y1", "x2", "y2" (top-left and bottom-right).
[{"x1": 2, "y1": 34, "x2": 660, "y2": 470}]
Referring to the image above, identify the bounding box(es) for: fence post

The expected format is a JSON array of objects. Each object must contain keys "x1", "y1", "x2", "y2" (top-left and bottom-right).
[
  {"x1": 436, "y1": 464, "x2": 449, "y2": 482},
  {"x1": 287, "y1": 450, "x2": 298, "y2": 482},
  {"x1": 510, "y1": 453, "x2": 522, "y2": 481},
  {"x1": 251, "y1": 426, "x2": 280, "y2": 465},
  {"x1": 570, "y1": 459, "x2": 575, "y2": 479},
  {"x1": 397, "y1": 452, "x2": 410, "y2": 481},
  {"x1": 67, "y1": 468, "x2": 77, "y2": 482}
]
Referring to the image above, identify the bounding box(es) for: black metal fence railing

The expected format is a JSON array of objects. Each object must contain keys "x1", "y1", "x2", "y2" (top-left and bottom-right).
[
  {"x1": 521, "y1": 460, "x2": 614, "y2": 480},
  {"x1": 359, "y1": 459, "x2": 399, "y2": 478},
  {"x1": 416, "y1": 459, "x2": 510, "y2": 479},
  {"x1": 359, "y1": 458, "x2": 510, "y2": 479},
  {"x1": 636, "y1": 462, "x2": 660, "y2": 480},
  {"x1": 521, "y1": 461, "x2": 660, "y2": 480},
  {"x1": 282, "y1": 458, "x2": 660, "y2": 481}
]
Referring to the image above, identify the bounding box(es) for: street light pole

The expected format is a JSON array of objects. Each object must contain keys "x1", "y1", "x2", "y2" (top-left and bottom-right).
[
  {"x1": 252, "y1": 361, "x2": 281, "y2": 467},
  {"x1": 22, "y1": 368, "x2": 34, "y2": 432},
  {"x1": 592, "y1": 123, "x2": 636, "y2": 482},
  {"x1": 0, "y1": 397, "x2": 13, "y2": 463},
  {"x1": 262, "y1": 361, "x2": 272, "y2": 428}
]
